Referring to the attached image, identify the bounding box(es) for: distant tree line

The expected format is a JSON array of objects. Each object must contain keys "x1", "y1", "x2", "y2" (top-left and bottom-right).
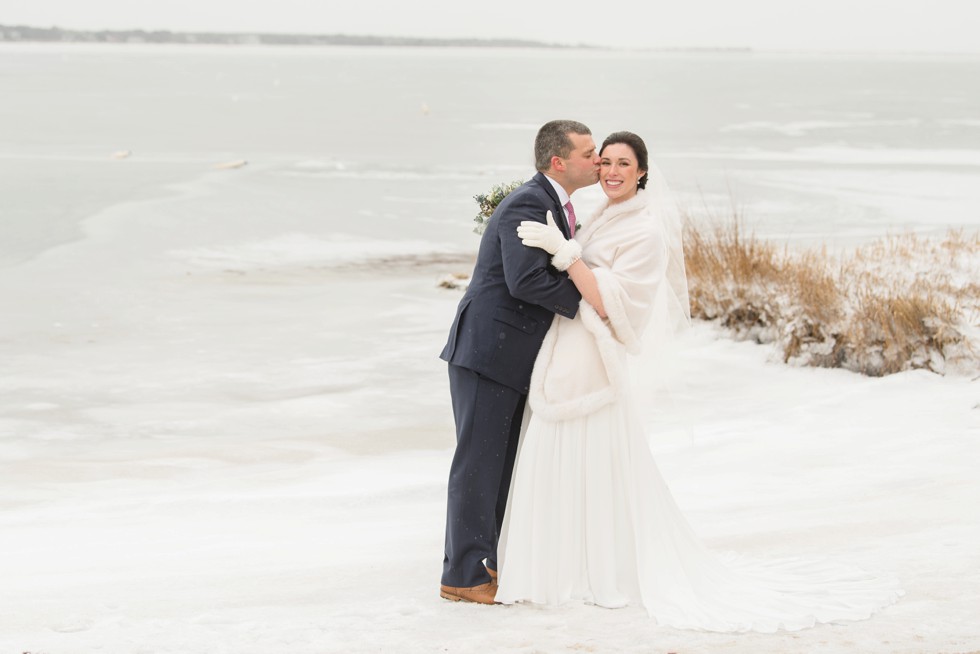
[{"x1": 0, "y1": 24, "x2": 578, "y2": 48}]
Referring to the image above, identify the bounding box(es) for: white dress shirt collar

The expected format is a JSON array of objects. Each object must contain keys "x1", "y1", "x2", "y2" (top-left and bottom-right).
[{"x1": 542, "y1": 173, "x2": 570, "y2": 211}]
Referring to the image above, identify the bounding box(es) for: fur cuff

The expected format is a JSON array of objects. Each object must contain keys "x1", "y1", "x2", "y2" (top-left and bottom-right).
[
  {"x1": 551, "y1": 239, "x2": 582, "y2": 271},
  {"x1": 527, "y1": 302, "x2": 624, "y2": 421},
  {"x1": 593, "y1": 268, "x2": 640, "y2": 354}
]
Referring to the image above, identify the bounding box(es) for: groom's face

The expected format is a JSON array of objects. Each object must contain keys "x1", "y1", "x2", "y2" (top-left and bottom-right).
[{"x1": 560, "y1": 133, "x2": 600, "y2": 191}]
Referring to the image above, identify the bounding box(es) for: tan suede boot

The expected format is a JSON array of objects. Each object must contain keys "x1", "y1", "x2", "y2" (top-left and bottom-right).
[{"x1": 439, "y1": 580, "x2": 497, "y2": 604}]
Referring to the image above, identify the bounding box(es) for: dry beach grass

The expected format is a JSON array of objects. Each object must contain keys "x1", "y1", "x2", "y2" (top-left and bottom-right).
[{"x1": 683, "y1": 215, "x2": 979, "y2": 376}]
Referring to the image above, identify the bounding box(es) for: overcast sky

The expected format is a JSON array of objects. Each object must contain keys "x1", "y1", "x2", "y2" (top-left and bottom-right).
[{"x1": 3, "y1": 0, "x2": 978, "y2": 53}]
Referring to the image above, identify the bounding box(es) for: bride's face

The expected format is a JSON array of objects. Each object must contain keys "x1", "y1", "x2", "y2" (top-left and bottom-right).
[{"x1": 599, "y1": 143, "x2": 646, "y2": 204}]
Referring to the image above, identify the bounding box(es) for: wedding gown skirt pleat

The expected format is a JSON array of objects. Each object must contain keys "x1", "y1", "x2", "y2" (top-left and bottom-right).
[{"x1": 495, "y1": 397, "x2": 903, "y2": 633}]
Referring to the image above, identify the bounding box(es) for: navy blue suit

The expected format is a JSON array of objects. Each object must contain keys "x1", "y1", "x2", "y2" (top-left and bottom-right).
[{"x1": 439, "y1": 172, "x2": 581, "y2": 587}]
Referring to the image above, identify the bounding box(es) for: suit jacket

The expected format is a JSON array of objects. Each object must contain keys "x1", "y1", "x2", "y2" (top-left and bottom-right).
[{"x1": 440, "y1": 172, "x2": 581, "y2": 393}]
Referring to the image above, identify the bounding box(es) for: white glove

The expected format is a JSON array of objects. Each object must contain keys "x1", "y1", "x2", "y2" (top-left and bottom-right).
[{"x1": 517, "y1": 210, "x2": 582, "y2": 271}]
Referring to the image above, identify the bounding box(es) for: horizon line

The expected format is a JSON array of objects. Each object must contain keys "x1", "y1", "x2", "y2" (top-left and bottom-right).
[{"x1": 1, "y1": 24, "x2": 978, "y2": 56}]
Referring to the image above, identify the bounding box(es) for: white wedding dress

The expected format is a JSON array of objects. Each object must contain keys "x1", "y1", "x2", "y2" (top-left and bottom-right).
[{"x1": 494, "y1": 190, "x2": 902, "y2": 632}]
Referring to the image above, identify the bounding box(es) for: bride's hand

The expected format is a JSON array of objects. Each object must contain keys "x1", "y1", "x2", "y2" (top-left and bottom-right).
[
  {"x1": 517, "y1": 210, "x2": 582, "y2": 272},
  {"x1": 517, "y1": 210, "x2": 566, "y2": 255}
]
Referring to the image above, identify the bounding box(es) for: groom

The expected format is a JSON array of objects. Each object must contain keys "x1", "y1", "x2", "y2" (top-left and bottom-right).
[{"x1": 439, "y1": 120, "x2": 600, "y2": 603}]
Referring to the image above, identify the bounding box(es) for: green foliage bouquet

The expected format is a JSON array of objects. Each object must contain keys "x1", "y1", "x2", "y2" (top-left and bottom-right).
[{"x1": 472, "y1": 180, "x2": 524, "y2": 235}]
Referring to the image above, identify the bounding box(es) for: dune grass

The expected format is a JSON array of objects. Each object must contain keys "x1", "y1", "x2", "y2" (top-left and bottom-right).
[{"x1": 683, "y1": 217, "x2": 979, "y2": 376}]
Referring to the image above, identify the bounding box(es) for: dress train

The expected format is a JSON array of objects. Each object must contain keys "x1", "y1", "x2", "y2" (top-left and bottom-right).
[{"x1": 495, "y1": 396, "x2": 903, "y2": 632}]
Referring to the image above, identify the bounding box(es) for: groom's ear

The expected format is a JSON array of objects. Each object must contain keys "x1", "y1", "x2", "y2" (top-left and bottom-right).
[{"x1": 550, "y1": 155, "x2": 565, "y2": 172}]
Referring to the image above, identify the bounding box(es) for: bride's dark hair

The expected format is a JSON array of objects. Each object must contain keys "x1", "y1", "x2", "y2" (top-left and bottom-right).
[{"x1": 600, "y1": 131, "x2": 649, "y2": 189}]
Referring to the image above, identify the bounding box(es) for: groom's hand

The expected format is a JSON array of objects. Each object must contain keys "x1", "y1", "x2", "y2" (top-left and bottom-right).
[{"x1": 517, "y1": 210, "x2": 582, "y2": 271}]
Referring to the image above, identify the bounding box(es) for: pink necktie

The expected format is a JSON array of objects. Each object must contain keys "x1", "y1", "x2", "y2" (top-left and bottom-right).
[{"x1": 564, "y1": 201, "x2": 576, "y2": 238}]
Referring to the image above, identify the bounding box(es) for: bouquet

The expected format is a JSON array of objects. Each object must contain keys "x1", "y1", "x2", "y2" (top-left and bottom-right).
[{"x1": 472, "y1": 180, "x2": 524, "y2": 235}]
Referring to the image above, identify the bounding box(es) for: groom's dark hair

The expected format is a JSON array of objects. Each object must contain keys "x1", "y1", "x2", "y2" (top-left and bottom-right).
[{"x1": 534, "y1": 120, "x2": 591, "y2": 171}]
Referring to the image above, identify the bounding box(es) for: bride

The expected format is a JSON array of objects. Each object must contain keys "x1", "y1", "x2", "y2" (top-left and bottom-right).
[{"x1": 494, "y1": 131, "x2": 903, "y2": 632}]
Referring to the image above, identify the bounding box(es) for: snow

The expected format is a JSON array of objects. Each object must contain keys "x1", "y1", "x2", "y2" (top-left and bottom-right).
[
  {"x1": 0, "y1": 157, "x2": 976, "y2": 651},
  {"x1": 2, "y1": 266, "x2": 977, "y2": 653}
]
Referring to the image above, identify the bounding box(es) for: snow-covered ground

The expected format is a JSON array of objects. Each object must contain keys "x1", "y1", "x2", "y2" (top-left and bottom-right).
[{"x1": 2, "y1": 244, "x2": 977, "y2": 652}]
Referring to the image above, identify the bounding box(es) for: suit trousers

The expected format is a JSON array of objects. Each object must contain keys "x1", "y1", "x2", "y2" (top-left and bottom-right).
[{"x1": 442, "y1": 363, "x2": 526, "y2": 588}]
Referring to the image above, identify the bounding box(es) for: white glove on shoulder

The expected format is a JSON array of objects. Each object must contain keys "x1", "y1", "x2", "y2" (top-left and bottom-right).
[{"x1": 517, "y1": 210, "x2": 582, "y2": 271}]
